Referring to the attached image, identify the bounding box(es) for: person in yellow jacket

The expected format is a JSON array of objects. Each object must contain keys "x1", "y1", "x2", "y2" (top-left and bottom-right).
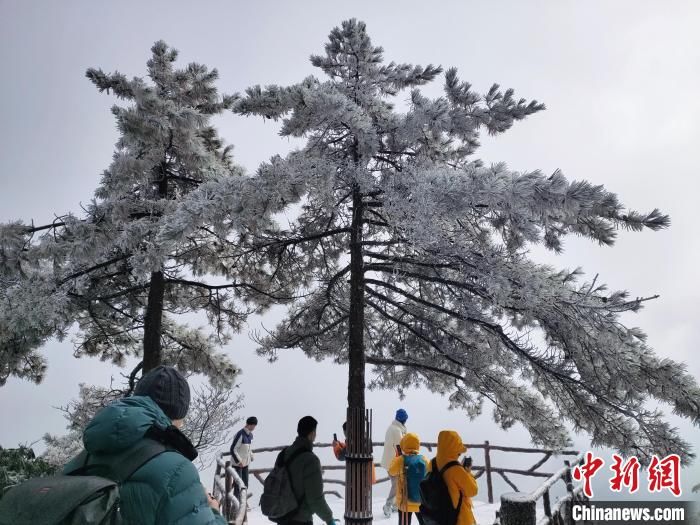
[
  {"x1": 435, "y1": 431, "x2": 478, "y2": 525},
  {"x1": 388, "y1": 433, "x2": 430, "y2": 525}
]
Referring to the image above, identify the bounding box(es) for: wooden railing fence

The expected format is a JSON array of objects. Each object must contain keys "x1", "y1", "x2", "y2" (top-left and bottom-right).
[
  {"x1": 496, "y1": 453, "x2": 587, "y2": 525},
  {"x1": 212, "y1": 457, "x2": 248, "y2": 525},
  {"x1": 215, "y1": 439, "x2": 583, "y2": 525}
]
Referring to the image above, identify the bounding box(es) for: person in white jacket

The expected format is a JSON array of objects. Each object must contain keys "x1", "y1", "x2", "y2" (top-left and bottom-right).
[
  {"x1": 381, "y1": 409, "x2": 408, "y2": 517},
  {"x1": 230, "y1": 416, "x2": 257, "y2": 500}
]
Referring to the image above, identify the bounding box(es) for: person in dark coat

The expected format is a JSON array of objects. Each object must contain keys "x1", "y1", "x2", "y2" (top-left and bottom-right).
[
  {"x1": 280, "y1": 416, "x2": 336, "y2": 525},
  {"x1": 63, "y1": 365, "x2": 226, "y2": 525}
]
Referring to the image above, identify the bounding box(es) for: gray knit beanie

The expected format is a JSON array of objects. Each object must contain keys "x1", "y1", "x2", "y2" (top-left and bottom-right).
[{"x1": 134, "y1": 365, "x2": 191, "y2": 420}]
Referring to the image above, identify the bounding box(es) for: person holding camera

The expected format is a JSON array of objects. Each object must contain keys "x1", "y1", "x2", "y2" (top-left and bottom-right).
[
  {"x1": 332, "y1": 422, "x2": 377, "y2": 484},
  {"x1": 432, "y1": 431, "x2": 478, "y2": 525},
  {"x1": 332, "y1": 422, "x2": 348, "y2": 461}
]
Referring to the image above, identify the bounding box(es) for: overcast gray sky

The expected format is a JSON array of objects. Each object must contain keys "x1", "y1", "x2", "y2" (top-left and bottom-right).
[{"x1": 1, "y1": 0, "x2": 699, "y2": 503}]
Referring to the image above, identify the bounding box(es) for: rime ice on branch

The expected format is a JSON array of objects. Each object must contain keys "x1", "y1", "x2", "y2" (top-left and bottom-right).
[
  {"x1": 233, "y1": 19, "x2": 699, "y2": 463},
  {"x1": 0, "y1": 42, "x2": 285, "y2": 387}
]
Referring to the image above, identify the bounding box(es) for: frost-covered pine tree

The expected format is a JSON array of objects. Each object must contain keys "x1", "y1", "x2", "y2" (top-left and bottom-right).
[
  {"x1": 0, "y1": 446, "x2": 57, "y2": 497},
  {"x1": 233, "y1": 19, "x2": 700, "y2": 514},
  {"x1": 0, "y1": 42, "x2": 281, "y2": 386}
]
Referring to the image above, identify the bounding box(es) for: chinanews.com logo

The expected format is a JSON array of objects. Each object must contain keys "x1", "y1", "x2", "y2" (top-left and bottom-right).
[
  {"x1": 572, "y1": 503, "x2": 690, "y2": 522},
  {"x1": 569, "y1": 451, "x2": 698, "y2": 523}
]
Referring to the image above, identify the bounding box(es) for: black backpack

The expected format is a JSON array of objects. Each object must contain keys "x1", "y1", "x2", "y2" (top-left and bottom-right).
[
  {"x1": 260, "y1": 447, "x2": 311, "y2": 523},
  {"x1": 0, "y1": 439, "x2": 167, "y2": 525},
  {"x1": 418, "y1": 458, "x2": 462, "y2": 525}
]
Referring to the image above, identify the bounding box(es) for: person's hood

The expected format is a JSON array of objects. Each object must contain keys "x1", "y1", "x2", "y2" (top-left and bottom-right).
[
  {"x1": 436, "y1": 430, "x2": 467, "y2": 467},
  {"x1": 83, "y1": 395, "x2": 172, "y2": 454},
  {"x1": 400, "y1": 432, "x2": 420, "y2": 454}
]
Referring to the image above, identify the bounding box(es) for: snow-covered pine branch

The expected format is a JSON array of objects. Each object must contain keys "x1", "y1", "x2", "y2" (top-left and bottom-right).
[
  {"x1": 0, "y1": 41, "x2": 278, "y2": 386},
  {"x1": 234, "y1": 19, "x2": 699, "y2": 463}
]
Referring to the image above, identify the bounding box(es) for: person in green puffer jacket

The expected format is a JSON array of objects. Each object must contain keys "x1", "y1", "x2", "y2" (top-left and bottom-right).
[
  {"x1": 63, "y1": 366, "x2": 226, "y2": 525},
  {"x1": 279, "y1": 416, "x2": 336, "y2": 525}
]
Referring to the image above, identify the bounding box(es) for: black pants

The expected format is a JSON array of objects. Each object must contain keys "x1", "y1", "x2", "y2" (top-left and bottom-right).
[
  {"x1": 399, "y1": 511, "x2": 413, "y2": 525},
  {"x1": 233, "y1": 465, "x2": 249, "y2": 500}
]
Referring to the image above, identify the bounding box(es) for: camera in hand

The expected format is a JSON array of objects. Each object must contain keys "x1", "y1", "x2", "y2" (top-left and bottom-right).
[{"x1": 462, "y1": 456, "x2": 472, "y2": 468}]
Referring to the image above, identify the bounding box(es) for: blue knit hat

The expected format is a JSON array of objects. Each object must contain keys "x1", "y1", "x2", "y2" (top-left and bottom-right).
[{"x1": 395, "y1": 409, "x2": 408, "y2": 423}]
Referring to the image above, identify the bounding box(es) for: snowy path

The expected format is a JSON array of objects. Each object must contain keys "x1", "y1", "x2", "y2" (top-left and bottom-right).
[{"x1": 245, "y1": 497, "x2": 503, "y2": 525}]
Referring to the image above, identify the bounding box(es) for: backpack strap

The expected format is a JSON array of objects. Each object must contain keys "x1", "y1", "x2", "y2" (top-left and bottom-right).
[
  {"x1": 65, "y1": 449, "x2": 90, "y2": 474},
  {"x1": 283, "y1": 446, "x2": 311, "y2": 467},
  {"x1": 436, "y1": 459, "x2": 464, "y2": 513},
  {"x1": 438, "y1": 460, "x2": 461, "y2": 476},
  {"x1": 428, "y1": 458, "x2": 461, "y2": 478},
  {"x1": 110, "y1": 438, "x2": 169, "y2": 483},
  {"x1": 66, "y1": 439, "x2": 169, "y2": 484},
  {"x1": 281, "y1": 447, "x2": 313, "y2": 506}
]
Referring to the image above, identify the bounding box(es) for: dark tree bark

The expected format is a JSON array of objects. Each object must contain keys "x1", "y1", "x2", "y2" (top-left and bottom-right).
[
  {"x1": 346, "y1": 131, "x2": 372, "y2": 522},
  {"x1": 142, "y1": 165, "x2": 169, "y2": 373},
  {"x1": 142, "y1": 270, "x2": 165, "y2": 372},
  {"x1": 348, "y1": 185, "x2": 366, "y2": 411}
]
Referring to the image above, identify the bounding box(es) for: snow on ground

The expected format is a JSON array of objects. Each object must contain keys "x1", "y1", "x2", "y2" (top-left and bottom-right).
[{"x1": 245, "y1": 497, "x2": 505, "y2": 525}]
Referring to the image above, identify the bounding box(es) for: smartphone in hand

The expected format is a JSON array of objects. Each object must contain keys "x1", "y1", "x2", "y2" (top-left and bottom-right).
[
  {"x1": 333, "y1": 433, "x2": 338, "y2": 442},
  {"x1": 462, "y1": 456, "x2": 472, "y2": 469}
]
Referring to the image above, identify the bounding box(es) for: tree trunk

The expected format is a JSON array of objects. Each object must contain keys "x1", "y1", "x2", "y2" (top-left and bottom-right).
[
  {"x1": 345, "y1": 185, "x2": 372, "y2": 525},
  {"x1": 348, "y1": 185, "x2": 366, "y2": 410},
  {"x1": 142, "y1": 270, "x2": 165, "y2": 372},
  {"x1": 142, "y1": 163, "x2": 169, "y2": 373}
]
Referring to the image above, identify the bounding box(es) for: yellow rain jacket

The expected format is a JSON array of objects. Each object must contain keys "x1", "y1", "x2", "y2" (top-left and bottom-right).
[
  {"x1": 435, "y1": 431, "x2": 478, "y2": 525},
  {"x1": 388, "y1": 433, "x2": 431, "y2": 512}
]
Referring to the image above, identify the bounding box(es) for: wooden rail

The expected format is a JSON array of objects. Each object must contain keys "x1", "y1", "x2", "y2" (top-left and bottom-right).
[
  {"x1": 212, "y1": 458, "x2": 248, "y2": 525},
  {"x1": 496, "y1": 453, "x2": 587, "y2": 525},
  {"x1": 220, "y1": 441, "x2": 580, "y2": 506}
]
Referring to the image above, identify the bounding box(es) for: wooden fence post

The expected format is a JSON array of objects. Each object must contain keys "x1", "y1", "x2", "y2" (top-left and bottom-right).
[
  {"x1": 562, "y1": 460, "x2": 575, "y2": 525},
  {"x1": 500, "y1": 492, "x2": 536, "y2": 525},
  {"x1": 213, "y1": 461, "x2": 221, "y2": 499},
  {"x1": 564, "y1": 461, "x2": 574, "y2": 493},
  {"x1": 543, "y1": 489, "x2": 551, "y2": 518},
  {"x1": 484, "y1": 440, "x2": 494, "y2": 504},
  {"x1": 224, "y1": 460, "x2": 232, "y2": 519}
]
